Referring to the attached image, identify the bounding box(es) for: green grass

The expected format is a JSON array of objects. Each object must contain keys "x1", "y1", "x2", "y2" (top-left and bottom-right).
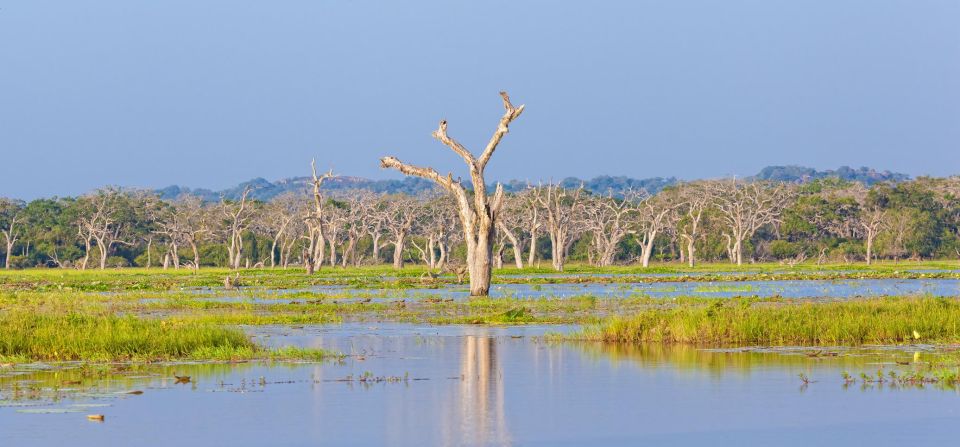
[
  {"x1": 0, "y1": 311, "x2": 339, "y2": 363},
  {"x1": 1, "y1": 260, "x2": 957, "y2": 292},
  {"x1": 574, "y1": 297, "x2": 960, "y2": 346}
]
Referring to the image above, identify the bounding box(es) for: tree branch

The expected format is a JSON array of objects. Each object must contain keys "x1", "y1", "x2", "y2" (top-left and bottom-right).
[
  {"x1": 478, "y1": 91, "x2": 525, "y2": 169},
  {"x1": 431, "y1": 120, "x2": 476, "y2": 166}
]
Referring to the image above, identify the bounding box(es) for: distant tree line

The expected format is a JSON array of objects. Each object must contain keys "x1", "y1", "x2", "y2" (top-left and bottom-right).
[
  {"x1": 154, "y1": 165, "x2": 906, "y2": 203},
  {"x1": 1, "y1": 175, "x2": 958, "y2": 271}
]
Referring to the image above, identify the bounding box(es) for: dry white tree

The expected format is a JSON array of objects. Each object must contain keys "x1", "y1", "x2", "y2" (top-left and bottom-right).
[
  {"x1": 76, "y1": 188, "x2": 133, "y2": 270},
  {"x1": 323, "y1": 200, "x2": 348, "y2": 267},
  {"x1": 632, "y1": 191, "x2": 679, "y2": 268},
  {"x1": 362, "y1": 194, "x2": 390, "y2": 265},
  {"x1": 303, "y1": 161, "x2": 335, "y2": 274},
  {"x1": 520, "y1": 188, "x2": 543, "y2": 267},
  {"x1": 259, "y1": 192, "x2": 300, "y2": 268},
  {"x1": 383, "y1": 194, "x2": 421, "y2": 269},
  {"x1": 411, "y1": 195, "x2": 458, "y2": 270},
  {"x1": 534, "y1": 183, "x2": 584, "y2": 271},
  {"x1": 219, "y1": 186, "x2": 255, "y2": 270},
  {"x1": 707, "y1": 180, "x2": 792, "y2": 265},
  {"x1": 579, "y1": 190, "x2": 640, "y2": 267},
  {"x1": 380, "y1": 92, "x2": 524, "y2": 296},
  {"x1": 674, "y1": 183, "x2": 710, "y2": 267},
  {"x1": 833, "y1": 184, "x2": 886, "y2": 264},
  {"x1": 494, "y1": 193, "x2": 530, "y2": 269},
  {"x1": 0, "y1": 198, "x2": 24, "y2": 269},
  {"x1": 337, "y1": 191, "x2": 376, "y2": 267}
]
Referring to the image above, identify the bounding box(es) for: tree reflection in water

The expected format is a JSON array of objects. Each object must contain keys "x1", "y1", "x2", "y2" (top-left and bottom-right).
[{"x1": 441, "y1": 334, "x2": 510, "y2": 446}]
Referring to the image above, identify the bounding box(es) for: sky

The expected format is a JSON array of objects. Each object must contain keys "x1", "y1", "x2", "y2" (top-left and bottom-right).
[{"x1": 1, "y1": 0, "x2": 958, "y2": 200}]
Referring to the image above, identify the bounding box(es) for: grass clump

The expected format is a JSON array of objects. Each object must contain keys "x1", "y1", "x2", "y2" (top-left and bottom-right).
[
  {"x1": 575, "y1": 297, "x2": 960, "y2": 346},
  {"x1": 0, "y1": 312, "x2": 257, "y2": 362}
]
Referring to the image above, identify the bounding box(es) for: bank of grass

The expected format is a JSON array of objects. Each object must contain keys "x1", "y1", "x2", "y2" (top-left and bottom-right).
[
  {"x1": 0, "y1": 312, "x2": 339, "y2": 363},
  {"x1": 1, "y1": 260, "x2": 957, "y2": 292},
  {"x1": 574, "y1": 297, "x2": 960, "y2": 346}
]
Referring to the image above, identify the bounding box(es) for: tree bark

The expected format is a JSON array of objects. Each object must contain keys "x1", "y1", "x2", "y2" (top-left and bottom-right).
[{"x1": 380, "y1": 92, "x2": 523, "y2": 296}]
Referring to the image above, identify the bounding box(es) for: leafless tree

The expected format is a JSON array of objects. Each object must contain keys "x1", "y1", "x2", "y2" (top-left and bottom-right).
[
  {"x1": 675, "y1": 183, "x2": 710, "y2": 267},
  {"x1": 324, "y1": 201, "x2": 348, "y2": 267},
  {"x1": 411, "y1": 195, "x2": 458, "y2": 270},
  {"x1": 303, "y1": 161, "x2": 335, "y2": 274},
  {"x1": 534, "y1": 183, "x2": 584, "y2": 271},
  {"x1": 631, "y1": 191, "x2": 678, "y2": 268},
  {"x1": 258, "y1": 192, "x2": 300, "y2": 268},
  {"x1": 0, "y1": 198, "x2": 24, "y2": 269},
  {"x1": 219, "y1": 186, "x2": 255, "y2": 269},
  {"x1": 383, "y1": 194, "x2": 421, "y2": 269},
  {"x1": 495, "y1": 194, "x2": 530, "y2": 269},
  {"x1": 580, "y1": 190, "x2": 640, "y2": 267},
  {"x1": 707, "y1": 180, "x2": 792, "y2": 265},
  {"x1": 76, "y1": 188, "x2": 134, "y2": 270},
  {"x1": 362, "y1": 194, "x2": 390, "y2": 265},
  {"x1": 380, "y1": 92, "x2": 525, "y2": 296},
  {"x1": 834, "y1": 184, "x2": 886, "y2": 264},
  {"x1": 335, "y1": 191, "x2": 376, "y2": 267}
]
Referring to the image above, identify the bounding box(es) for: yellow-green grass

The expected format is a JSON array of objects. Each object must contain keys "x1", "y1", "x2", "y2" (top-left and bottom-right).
[
  {"x1": 1, "y1": 260, "x2": 957, "y2": 291},
  {"x1": 0, "y1": 312, "x2": 339, "y2": 363},
  {"x1": 575, "y1": 297, "x2": 960, "y2": 346}
]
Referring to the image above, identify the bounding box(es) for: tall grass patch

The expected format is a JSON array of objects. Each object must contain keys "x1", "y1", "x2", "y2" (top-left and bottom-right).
[{"x1": 576, "y1": 297, "x2": 960, "y2": 346}]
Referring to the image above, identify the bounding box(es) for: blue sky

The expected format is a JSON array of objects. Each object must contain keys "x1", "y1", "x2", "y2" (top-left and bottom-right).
[{"x1": 1, "y1": 0, "x2": 958, "y2": 199}]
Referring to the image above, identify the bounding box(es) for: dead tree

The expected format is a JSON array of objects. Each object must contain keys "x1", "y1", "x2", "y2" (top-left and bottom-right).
[
  {"x1": 380, "y1": 92, "x2": 524, "y2": 296},
  {"x1": 534, "y1": 183, "x2": 583, "y2": 272},
  {"x1": 324, "y1": 201, "x2": 348, "y2": 267},
  {"x1": 337, "y1": 191, "x2": 375, "y2": 267},
  {"x1": 675, "y1": 183, "x2": 710, "y2": 267},
  {"x1": 708, "y1": 180, "x2": 792, "y2": 265},
  {"x1": 495, "y1": 194, "x2": 529, "y2": 269},
  {"x1": 0, "y1": 198, "x2": 24, "y2": 269},
  {"x1": 218, "y1": 187, "x2": 255, "y2": 269},
  {"x1": 411, "y1": 195, "x2": 458, "y2": 270},
  {"x1": 303, "y1": 161, "x2": 335, "y2": 274},
  {"x1": 520, "y1": 188, "x2": 543, "y2": 267},
  {"x1": 632, "y1": 191, "x2": 679, "y2": 268},
  {"x1": 159, "y1": 195, "x2": 211, "y2": 270},
  {"x1": 383, "y1": 194, "x2": 420, "y2": 269},
  {"x1": 260, "y1": 192, "x2": 299, "y2": 268},
  {"x1": 580, "y1": 190, "x2": 640, "y2": 267},
  {"x1": 76, "y1": 189, "x2": 133, "y2": 270}
]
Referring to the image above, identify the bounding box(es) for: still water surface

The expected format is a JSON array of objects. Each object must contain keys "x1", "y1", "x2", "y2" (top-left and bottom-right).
[{"x1": 2, "y1": 324, "x2": 959, "y2": 446}]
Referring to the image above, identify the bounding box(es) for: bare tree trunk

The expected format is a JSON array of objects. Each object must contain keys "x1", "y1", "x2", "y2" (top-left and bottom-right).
[
  {"x1": 865, "y1": 231, "x2": 875, "y2": 265},
  {"x1": 497, "y1": 223, "x2": 524, "y2": 269},
  {"x1": 145, "y1": 236, "x2": 153, "y2": 268},
  {"x1": 392, "y1": 236, "x2": 405, "y2": 269},
  {"x1": 527, "y1": 230, "x2": 537, "y2": 267},
  {"x1": 437, "y1": 242, "x2": 448, "y2": 270},
  {"x1": 682, "y1": 235, "x2": 696, "y2": 268},
  {"x1": 380, "y1": 92, "x2": 523, "y2": 296},
  {"x1": 640, "y1": 232, "x2": 656, "y2": 268},
  {"x1": 98, "y1": 243, "x2": 108, "y2": 269},
  {"x1": 81, "y1": 238, "x2": 91, "y2": 270},
  {"x1": 342, "y1": 236, "x2": 357, "y2": 267},
  {"x1": 328, "y1": 236, "x2": 337, "y2": 267},
  {"x1": 189, "y1": 241, "x2": 200, "y2": 270}
]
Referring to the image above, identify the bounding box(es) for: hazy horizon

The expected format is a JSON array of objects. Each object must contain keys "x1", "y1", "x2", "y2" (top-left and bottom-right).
[{"x1": 2, "y1": 1, "x2": 958, "y2": 199}]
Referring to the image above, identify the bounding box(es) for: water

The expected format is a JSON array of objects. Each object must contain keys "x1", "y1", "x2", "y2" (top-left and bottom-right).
[
  {"x1": 186, "y1": 277, "x2": 960, "y2": 303},
  {"x1": 3, "y1": 323, "x2": 960, "y2": 446}
]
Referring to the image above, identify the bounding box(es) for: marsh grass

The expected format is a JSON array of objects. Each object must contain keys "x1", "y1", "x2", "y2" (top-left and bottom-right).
[
  {"x1": 575, "y1": 297, "x2": 960, "y2": 346},
  {"x1": 0, "y1": 312, "x2": 338, "y2": 363},
  {"x1": 2, "y1": 261, "x2": 957, "y2": 292}
]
